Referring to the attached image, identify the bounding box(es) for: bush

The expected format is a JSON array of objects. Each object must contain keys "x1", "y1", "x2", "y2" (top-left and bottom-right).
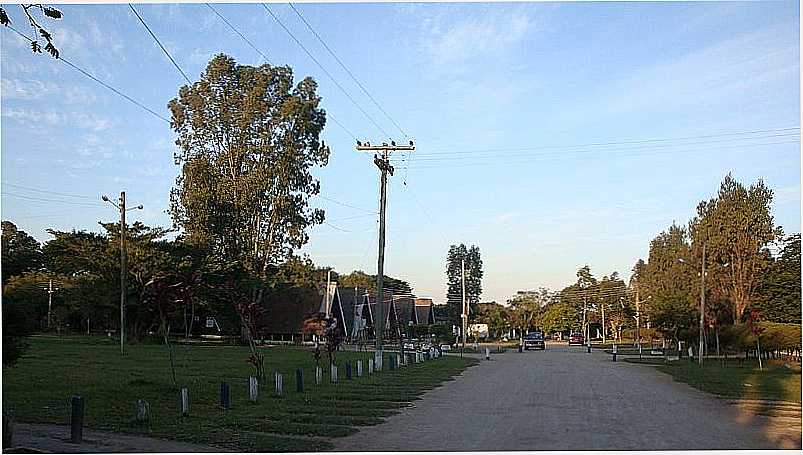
[
  {"x1": 719, "y1": 322, "x2": 801, "y2": 354},
  {"x1": 2, "y1": 299, "x2": 37, "y2": 366}
]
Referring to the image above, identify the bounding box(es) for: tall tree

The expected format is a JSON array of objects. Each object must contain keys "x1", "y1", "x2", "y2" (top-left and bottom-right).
[
  {"x1": 690, "y1": 174, "x2": 783, "y2": 324},
  {"x1": 640, "y1": 223, "x2": 696, "y2": 340},
  {"x1": 2, "y1": 221, "x2": 43, "y2": 284},
  {"x1": 168, "y1": 54, "x2": 330, "y2": 308},
  {"x1": 508, "y1": 288, "x2": 555, "y2": 334},
  {"x1": 445, "y1": 244, "x2": 483, "y2": 326}
]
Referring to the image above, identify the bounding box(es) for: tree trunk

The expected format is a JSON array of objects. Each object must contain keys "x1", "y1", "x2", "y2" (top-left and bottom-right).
[{"x1": 162, "y1": 320, "x2": 177, "y2": 387}]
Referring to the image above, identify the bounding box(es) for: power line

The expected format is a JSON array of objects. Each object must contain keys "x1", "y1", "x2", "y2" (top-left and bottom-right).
[
  {"x1": 2, "y1": 192, "x2": 107, "y2": 207},
  {"x1": 203, "y1": 4, "x2": 357, "y2": 141},
  {"x1": 318, "y1": 195, "x2": 377, "y2": 214},
  {"x1": 261, "y1": 3, "x2": 391, "y2": 138},
  {"x1": 1, "y1": 182, "x2": 97, "y2": 200},
  {"x1": 416, "y1": 126, "x2": 800, "y2": 156},
  {"x1": 397, "y1": 132, "x2": 800, "y2": 162},
  {"x1": 2, "y1": 24, "x2": 170, "y2": 124},
  {"x1": 128, "y1": 4, "x2": 192, "y2": 85},
  {"x1": 402, "y1": 139, "x2": 799, "y2": 170},
  {"x1": 205, "y1": 3, "x2": 271, "y2": 63},
  {"x1": 287, "y1": 2, "x2": 408, "y2": 139}
]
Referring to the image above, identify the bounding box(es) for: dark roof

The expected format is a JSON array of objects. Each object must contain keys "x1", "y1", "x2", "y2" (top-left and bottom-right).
[
  {"x1": 414, "y1": 298, "x2": 435, "y2": 325},
  {"x1": 335, "y1": 287, "x2": 367, "y2": 338},
  {"x1": 394, "y1": 297, "x2": 416, "y2": 325},
  {"x1": 259, "y1": 285, "x2": 321, "y2": 334},
  {"x1": 365, "y1": 291, "x2": 396, "y2": 326}
]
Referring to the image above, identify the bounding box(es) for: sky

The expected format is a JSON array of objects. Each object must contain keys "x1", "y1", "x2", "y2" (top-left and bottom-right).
[{"x1": 1, "y1": 1, "x2": 800, "y2": 305}]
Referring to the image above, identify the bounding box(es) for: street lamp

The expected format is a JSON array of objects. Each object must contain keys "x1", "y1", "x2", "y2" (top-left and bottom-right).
[
  {"x1": 102, "y1": 191, "x2": 143, "y2": 356},
  {"x1": 678, "y1": 247, "x2": 729, "y2": 365}
]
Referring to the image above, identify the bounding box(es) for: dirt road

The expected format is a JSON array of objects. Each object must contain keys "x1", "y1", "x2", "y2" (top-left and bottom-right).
[{"x1": 333, "y1": 343, "x2": 798, "y2": 451}]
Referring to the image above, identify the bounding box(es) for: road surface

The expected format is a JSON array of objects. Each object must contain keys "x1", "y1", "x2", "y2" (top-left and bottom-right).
[{"x1": 334, "y1": 343, "x2": 799, "y2": 451}]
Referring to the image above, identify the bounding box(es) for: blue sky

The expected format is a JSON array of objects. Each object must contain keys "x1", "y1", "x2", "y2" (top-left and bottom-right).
[{"x1": 1, "y1": 1, "x2": 799, "y2": 305}]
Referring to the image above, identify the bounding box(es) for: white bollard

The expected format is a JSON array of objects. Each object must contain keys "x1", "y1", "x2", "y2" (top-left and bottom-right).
[
  {"x1": 249, "y1": 376, "x2": 259, "y2": 402},
  {"x1": 688, "y1": 346, "x2": 694, "y2": 359},
  {"x1": 375, "y1": 352, "x2": 383, "y2": 371},
  {"x1": 180, "y1": 388, "x2": 189, "y2": 417},
  {"x1": 331, "y1": 364, "x2": 338, "y2": 383},
  {"x1": 357, "y1": 360, "x2": 363, "y2": 377},
  {"x1": 485, "y1": 347, "x2": 490, "y2": 360},
  {"x1": 368, "y1": 358, "x2": 374, "y2": 374},
  {"x1": 315, "y1": 366, "x2": 322, "y2": 385},
  {"x1": 275, "y1": 372, "x2": 283, "y2": 396}
]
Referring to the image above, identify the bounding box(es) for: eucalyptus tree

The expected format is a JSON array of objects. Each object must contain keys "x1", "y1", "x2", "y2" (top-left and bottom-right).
[{"x1": 168, "y1": 54, "x2": 330, "y2": 310}]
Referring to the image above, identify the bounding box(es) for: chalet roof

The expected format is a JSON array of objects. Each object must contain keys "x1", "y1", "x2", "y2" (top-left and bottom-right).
[{"x1": 394, "y1": 296, "x2": 416, "y2": 325}]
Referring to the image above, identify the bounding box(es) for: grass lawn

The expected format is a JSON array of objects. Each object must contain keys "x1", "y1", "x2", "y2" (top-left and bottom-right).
[
  {"x1": 3, "y1": 336, "x2": 477, "y2": 451},
  {"x1": 626, "y1": 357, "x2": 801, "y2": 403}
]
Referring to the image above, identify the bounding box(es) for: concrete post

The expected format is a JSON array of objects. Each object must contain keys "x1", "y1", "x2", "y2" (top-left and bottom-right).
[
  {"x1": 180, "y1": 388, "x2": 189, "y2": 417},
  {"x1": 70, "y1": 395, "x2": 84, "y2": 443},
  {"x1": 249, "y1": 376, "x2": 259, "y2": 402}
]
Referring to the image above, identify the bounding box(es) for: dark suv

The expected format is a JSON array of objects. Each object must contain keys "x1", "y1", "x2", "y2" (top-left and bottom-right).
[{"x1": 524, "y1": 331, "x2": 545, "y2": 350}]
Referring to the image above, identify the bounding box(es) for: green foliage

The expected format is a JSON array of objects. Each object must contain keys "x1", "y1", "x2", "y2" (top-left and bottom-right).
[
  {"x1": 168, "y1": 54, "x2": 329, "y2": 307},
  {"x1": 445, "y1": 244, "x2": 483, "y2": 325},
  {"x1": 534, "y1": 302, "x2": 576, "y2": 334},
  {"x1": 338, "y1": 270, "x2": 413, "y2": 296},
  {"x1": 1, "y1": 221, "x2": 43, "y2": 284},
  {"x1": 720, "y1": 322, "x2": 801, "y2": 353},
  {"x1": 755, "y1": 234, "x2": 801, "y2": 323},
  {"x1": 2, "y1": 299, "x2": 37, "y2": 366},
  {"x1": 690, "y1": 173, "x2": 783, "y2": 323},
  {"x1": 508, "y1": 288, "x2": 555, "y2": 333}
]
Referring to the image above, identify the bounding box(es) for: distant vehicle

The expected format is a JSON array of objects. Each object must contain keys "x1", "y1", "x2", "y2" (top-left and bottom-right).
[
  {"x1": 552, "y1": 333, "x2": 561, "y2": 341},
  {"x1": 440, "y1": 344, "x2": 451, "y2": 352},
  {"x1": 523, "y1": 331, "x2": 545, "y2": 350},
  {"x1": 403, "y1": 342, "x2": 415, "y2": 350},
  {"x1": 568, "y1": 332, "x2": 585, "y2": 345}
]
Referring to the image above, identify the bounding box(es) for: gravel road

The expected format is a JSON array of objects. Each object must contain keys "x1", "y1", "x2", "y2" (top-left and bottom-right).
[{"x1": 333, "y1": 343, "x2": 797, "y2": 451}]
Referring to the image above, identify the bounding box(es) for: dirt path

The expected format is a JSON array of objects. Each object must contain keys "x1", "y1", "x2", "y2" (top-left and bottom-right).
[
  {"x1": 7, "y1": 423, "x2": 223, "y2": 453},
  {"x1": 333, "y1": 343, "x2": 799, "y2": 451}
]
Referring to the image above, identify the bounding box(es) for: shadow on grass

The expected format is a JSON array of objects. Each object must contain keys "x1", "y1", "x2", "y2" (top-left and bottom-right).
[{"x1": 625, "y1": 356, "x2": 801, "y2": 449}]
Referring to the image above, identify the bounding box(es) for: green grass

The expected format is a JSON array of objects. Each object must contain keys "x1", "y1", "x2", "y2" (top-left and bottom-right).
[
  {"x1": 626, "y1": 357, "x2": 801, "y2": 403},
  {"x1": 2, "y1": 336, "x2": 477, "y2": 451}
]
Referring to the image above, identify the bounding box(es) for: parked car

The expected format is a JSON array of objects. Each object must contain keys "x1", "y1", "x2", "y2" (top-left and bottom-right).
[
  {"x1": 568, "y1": 332, "x2": 585, "y2": 345},
  {"x1": 523, "y1": 331, "x2": 545, "y2": 350}
]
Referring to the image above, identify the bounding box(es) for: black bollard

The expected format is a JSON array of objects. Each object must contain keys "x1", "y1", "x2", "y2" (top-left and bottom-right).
[
  {"x1": 70, "y1": 395, "x2": 84, "y2": 444},
  {"x1": 518, "y1": 344, "x2": 523, "y2": 353},
  {"x1": 389, "y1": 355, "x2": 396, "y2": 371},
  {"x1": 220, "y1": 382, "x2": 231, "y2": 409},
  {"x1": 296, "y1": 368, "x2": 304, "y2": 393},
  {"x1": 587, "y1": 343, "x2": 591, "y2": 353},
  {"x1": 345, "y1": 362, "x2": 352, "y2": 380}
]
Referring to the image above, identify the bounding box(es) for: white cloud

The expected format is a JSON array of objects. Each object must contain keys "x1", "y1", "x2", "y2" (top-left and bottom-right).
[
  {"x1": 1, "y1": 78, "x2": 59, "y2": 100},
  {"x1": 418, "y1": 9, "x2": 534, "y2": 75},
  {"x1": 1, "y1": 108, "x2": 112, "y2": 131}
]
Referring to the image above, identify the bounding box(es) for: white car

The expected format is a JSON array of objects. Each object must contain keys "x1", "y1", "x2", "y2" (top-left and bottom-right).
[{"x1": 440, "y1": 344, "x2": 451, "y2": 352}]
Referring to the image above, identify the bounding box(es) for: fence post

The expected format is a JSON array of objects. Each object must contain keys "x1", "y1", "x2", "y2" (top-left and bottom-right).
[
  {"x1": 180, "y1": 388, "x2": 189, "y2": 417},
  {"x1": 612, "y1": 344, "x2": 617, "y2": 362},
  {"x1": 368, "y1": 357, "x2": 374, "y2": 374},
  {"x1": 249, "y1": 376, "x2": 259, "y2": 402},
  {"x1": 70, "y1": 395, "x2": 84, "y2": 444},
  {"x1": 275, "y1": 372, "x2": 283, "y2": 396},
  {"x1": 219, "y1": 382, "x2": 230, "y2": 409},
  {"x1": 357, "y1": 360, "x2": 363, "y2": 377},
  {"x1": 346, "y1": 361, "x2": 353, "y2": 379},
  {"x1": 296, "y1": 368, "x2": 304, "y2": 393},
  {"x1": 330, "y1": 364, "x2": 338, "y2": 383},
  {"x1": 135, "y1": 399, "x2": 150, "y2": 423},
  {"x1": 315, "y1": 366, "x2": 322, "y2": 385}
]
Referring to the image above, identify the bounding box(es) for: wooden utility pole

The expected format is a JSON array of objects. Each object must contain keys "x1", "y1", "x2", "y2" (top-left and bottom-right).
[
  {"x1": 120, "y1": 191, "x2": 127, "y2": 356},
  {"x1": 45, "y1": 279, "x2": 56, "y2": 329},
  {"x1": 102, "y1": 191, "x2": 143, "y2": 356},
  {"x1": 356, "y1": 140, "x2": 415, "y2": 355}
]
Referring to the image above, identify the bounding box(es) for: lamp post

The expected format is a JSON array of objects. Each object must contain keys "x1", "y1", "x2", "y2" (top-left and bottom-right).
[
  {"x1": 102, "y1": 192, "x2": 143, "y2": 356},
  {"x1": 679, "y1": 247, "x2": 728, "y2": 365}
]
